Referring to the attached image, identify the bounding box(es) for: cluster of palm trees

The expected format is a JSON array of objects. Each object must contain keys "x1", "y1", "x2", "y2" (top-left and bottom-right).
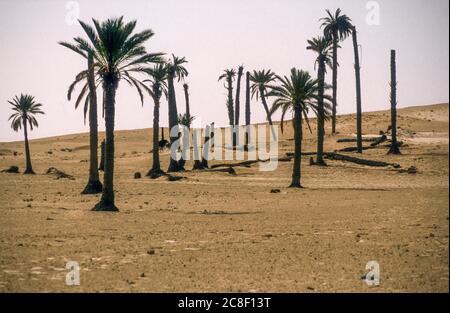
[{"x1": 6, "y1": 8, "x2": 381, "y2": 212}]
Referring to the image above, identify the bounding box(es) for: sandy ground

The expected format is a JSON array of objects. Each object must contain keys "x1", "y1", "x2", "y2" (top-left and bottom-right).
[{"x1": 0, "y1": 103, "x2": 448, "y2": 292}]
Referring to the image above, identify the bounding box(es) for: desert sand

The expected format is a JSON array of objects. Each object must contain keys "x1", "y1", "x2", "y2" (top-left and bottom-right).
[{"x1": 0, "y1": 103, "x2": 448, "y2": 292}]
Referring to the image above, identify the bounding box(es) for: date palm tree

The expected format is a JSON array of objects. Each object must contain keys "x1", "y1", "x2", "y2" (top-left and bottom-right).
[
  {"x1": 321, "y1": 8, "x2": 353, "y2": 134},
  {"x1": 8, "y1": 94, "x2": 44, "y2": 174},
  {"x1": 166, "y1": 55, "x2": 188, "y2": 172},
  {"x1": 307, "y1": 36, "x2": 333, "y2": 165},
  {"x1": 60, "y1": 17, "x2": 163, "y2": 211},
  {"x1": 250, "y1": 69, "x2": 277, "y2": 139},
  {"x1": 218, "y1": 69, "x2": 236, "y2": 127},
  {"x1": 62, "y1": 51, "x2": 103, "y2": 194},
  {"x1": 143, "y1": 63, "x2": 168, "y2": 177},
  {"x1": 268, "y1": 69, "x2": 320, "y2": 188}
]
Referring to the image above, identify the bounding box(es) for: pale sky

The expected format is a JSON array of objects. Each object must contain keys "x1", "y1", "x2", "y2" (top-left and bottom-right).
[{"x1": 0, "y1": 0, "x2": 448, "y2": 142}]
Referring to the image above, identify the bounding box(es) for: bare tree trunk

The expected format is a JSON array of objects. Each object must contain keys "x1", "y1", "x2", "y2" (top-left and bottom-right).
[
  {"x1": 183, "y1": 83, "x2": 190, "y2": 123},
  {"x1": 331, "y1": 33, "x2": 338, "y2": 134},
  {"x1": 290, "y1": 106, "x2": 303, "y2": 188},
  {"x1": 245, "y1": 71, "x2": 251, "y2": 147},
  {"x1": 92, "y1": 80, "x2": 118, "y2": 212},
  {"x1": 167, "y1": 74, "x2": 181, "y2": 172},
  {"x1": 99, "y1": 139, "x2": 105, "y2": 171},
  {"x1": 260, "y1": 88, "x2": 276, "y2": 140},
  {"x1": 316, "y1": 56, "x2": 326, "y2": 165},
  {"x1": 352, "y1": 26, "x2": 363, "y2": 153},
  {"x1": 23, "y1": 120, "x2": 34, "y2": 174},
  {"x1": 147, "y1": 95, "x2": 164, "y2": 177},
  {"x1": 234, "y1": 66, "x2": 243, "y2": 146},
  {"x1": 82, "y1": 54, "x2": 103, "y2": 194},
  {"x1": 388, "y1": 49, "x2": 401, "y2": 155}
]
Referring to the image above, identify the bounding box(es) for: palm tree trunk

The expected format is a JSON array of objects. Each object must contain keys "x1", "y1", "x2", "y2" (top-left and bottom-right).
[
  {"x1": 183, "y1": 84, "x2": 191, "y2": 125},
  {"x1": 167, "y1": 74, "x2": 181, "y2": 172},
  {"x1": 388, "y1": 49, "x2": 401, "y2": 155},
  {"x1": 290, "y1": 106, "x2": 303, "y2": 188},
  {"x1": 352, "y1": 26, "x2": 363, "y2": 153},
  {"x1": 260, "y1": 88, "x2": 276, "y2": 140},
  {"x1": 331, "y1": 33, "x2": 338, "y2": 134},
  {"x1": 147, "y1": 95, "x2": 164, "y2": 177},
  {"x1": 245, "y1": 71, "x2": 251, "y2": 147},
  {"x1": 226, "y1": 77, "x2": 235, "y2": 147},
  {"x1": 234, "y1": 67, "x2": 243, "y2": 146},
  {"x1": 99, "y1": 139, "x2": 105, "y2": 171},
  {"x1": 23, "y1": 120, "x2": 34, "y2": 174},
  {"x1": 92, "y1": 80, "x2": 118, "y2": 212},
  {"x1": 316, "y1": 57, "x2": 326, "y2": 165},
  {"x1": 82, "y1": 54, "x2": 103, "y2": 194}
]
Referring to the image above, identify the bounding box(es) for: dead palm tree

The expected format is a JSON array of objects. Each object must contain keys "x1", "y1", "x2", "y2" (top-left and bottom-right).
[
  {"x1": 218, "y1": 69, "x2": 237, "y2": 147},
  {"x1": 351, "y1": 25, "x2": 363, "y2": 153},
  {"x1": 268, "y1": 69, "x2": 320, "y2": 188},
  {"x1": 250, "y1": 69, "x2": 277, "y2": 139},
  {"x1": 307, "y1": 36, "x2": 333, "y2": 165},
  {"x1": 60, "y1": 17, "x2": 163, "y2": 211},
  {"x1": 388, "y1": 49, "x2": 401, "y2": 155},
  {"x1": 183, "y1": 83, "x2": 191, "y2": 127},
  {"x1": 321, "y1": 8, "x2": 353, "y2": 134},
  {"x1": 244, "y1": 71, "x2": 251, "y2": 147},
  {"x1": 166, "y1": 55, "x2": 188, "y2": 172},
  {"x1": 8, "y1": 94, "x2": 44, "y2": 174},
  {"x1": 143, "y1": 63, "x2": 168, "y2": 177},
  {"x1": 234, "y1": 66, "x2": 244, "y2": 146}
]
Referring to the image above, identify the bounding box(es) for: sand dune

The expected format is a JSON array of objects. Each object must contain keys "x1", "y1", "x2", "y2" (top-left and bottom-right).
[{"x1": 0, "y1": 104, "x2": 448, "y2": 292}]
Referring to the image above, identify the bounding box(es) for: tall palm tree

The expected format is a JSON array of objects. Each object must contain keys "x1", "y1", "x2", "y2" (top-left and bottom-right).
[
  {"x1": 388, "y1": 49, "x2": 401, "y2": 155},
  {"x1": 268, "y1": 69, "x2": 320, "y2": 188},
  {"x1": 60, "y1": 17, "x2": 163, "y2": 211},
  {"x1": 234, "y1": 66, "x2": 244, "y2": 146},
  {"x1": 250, "y1": 69, "x2": 277, "y2": 139},
  {"x1": 218, "y1": 68, "x2": 236, "y2": 127},
  {"x1": 321, "y1": 8, "x2": 353, "y2": 134},
  {"x1": 63, "y1": 51, "x2": 103, "y2": 194},
  {"x1": 166, "y1": 55, "x2": 188, "y2": 172},
  {"x1": 351, "y1": 25, "x2": 363, "y2": 153},
  {"x1": 307, "y1": 36, "x2": 333, "y2": 165},
  {"x1": 244, "y1": 71, "x2": 251, "y2": 147},
  {"x1": 8, "y1": 94, "x2": 44, "y2": 174},
  {"x1": 218, "y1": 69, "x2": 236, "y2": 147},
  {"x1": 143, "y1": 63, "x2": 168, "y2": 177}
]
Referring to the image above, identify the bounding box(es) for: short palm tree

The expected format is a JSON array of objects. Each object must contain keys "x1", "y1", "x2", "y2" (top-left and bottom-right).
[
  {"x1": 8, "y1": 94, "x2": 44, "y2": 174},
  {"x1": 166, "y1": 54, "x2": 188, "y2": 172},
  {"x1": 143, "y1": 63, "x2": 168, "y2": 177},
  {"x1": 60, "y1": 17, "x2": 163, "y2": 211},
  {"x1": 250, "y1": 69, "x2": 277, "y2": 139},
  {"x1": 307, "y1": 36, "x2": 333, "y2": 165},
  {"x1": 321, "y1": 8, "x2": 353, "y2": 134},
  {"x1": 268, "y1": 69, "x2": 320, "y2": 188}
]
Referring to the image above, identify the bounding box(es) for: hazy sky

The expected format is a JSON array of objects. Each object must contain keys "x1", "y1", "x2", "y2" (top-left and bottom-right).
[{"x1": 0, "y1": 0, "x2": 448, "y2": 142}]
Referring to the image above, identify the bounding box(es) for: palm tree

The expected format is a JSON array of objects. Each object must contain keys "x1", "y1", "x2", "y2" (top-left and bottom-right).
[
  {"x1": 63, "y1": 51, "x2": 103, "y2": 194},
  {"x1": 244, "y1": 71, "x2": 251, "y2": 147},
  {"x1": 388, "y1": 49, "x2": 401, "y2": 155},
  {"x1": 60, "y1": 17, "x2": 163, "y2": 211},
  {"x1": 250, "y1": 69, "x2": 277, "y2": 139},
  {"x1": 234, "y1": 66, "x2": 244, "y2": 146},
  {"x1": 351, "y1": 25, "x2": 363, "y2": 153},
  {"x1": 321, "y1": 8, "x2": 353, "y2": 134},
  {"x1": 218, "y1": 69, "x2": 236, "y2": 147},
  {"x1": 143, "y1": 63, "x2": 168, "y2": 177},
  {"x1": 183, "y1": 83, "x2": 191, "y2": 127},
  {"x1": 218, "y1": 68, "x2": 236, "y2": 127},
  {"x1": 268, "y1": 69, "x2": 320, "y2": 188},
  {"x1": 307, "y1": 36, "x2": 333, "y2": 165},
  {"x1": 166, "y1": 55, "x2": 188, "y2": 172},
  {"x1": 8, "y1": 94, "x2": 44, "y2": 174}
]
